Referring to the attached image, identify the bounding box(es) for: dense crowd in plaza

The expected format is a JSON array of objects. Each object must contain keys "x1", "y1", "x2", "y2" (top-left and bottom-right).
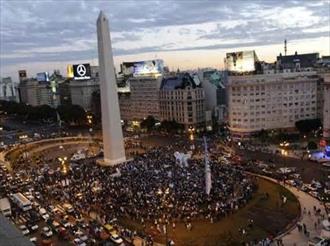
[
  {"x1": 6, "y1": 133, "x2": 329, "y2": 245},
  {"x1": 17, "y1": 140, "x2": 257, "y2": 225}
]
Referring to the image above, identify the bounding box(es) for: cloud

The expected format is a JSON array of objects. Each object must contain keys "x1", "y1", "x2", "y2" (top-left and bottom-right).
[{"x1": 0, "y1": 0, "x2": 329, "y2": 79}]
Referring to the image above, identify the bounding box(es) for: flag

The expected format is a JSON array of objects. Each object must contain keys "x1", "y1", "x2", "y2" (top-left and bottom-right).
[{"x1": 204, "y1": 136, "x2": 212, "y2": 195}]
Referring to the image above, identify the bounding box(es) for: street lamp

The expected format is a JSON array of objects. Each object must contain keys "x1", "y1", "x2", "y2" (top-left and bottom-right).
[
  {"x1": 58, "y1": 156, "x2": 68, "y2": 175},
  {"x1": 157, "y1": 187, "x2": 170, "y2": 246}
]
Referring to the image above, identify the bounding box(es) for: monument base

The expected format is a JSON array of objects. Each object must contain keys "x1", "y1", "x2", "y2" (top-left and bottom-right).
[{"x1": 97, "y1": 157, "x2": 127, "y2": 167}]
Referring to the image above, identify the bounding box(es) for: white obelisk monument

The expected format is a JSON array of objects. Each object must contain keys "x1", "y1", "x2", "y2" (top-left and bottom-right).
[{"x1": 96, "y1": 11, "x2": 126, "y2": 166}]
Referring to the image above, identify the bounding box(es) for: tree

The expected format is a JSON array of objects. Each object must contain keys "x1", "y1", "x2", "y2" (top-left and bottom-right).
[
  {"x1": 90, "y1": 90, "x2": 101, "y2": 124},
  {"x1": 160, "y1": 120, "x2": 184, "y2": 133},
  {"x1": 57, "y1": 104, "x2": 86, "y2": 125},
  {"x1": 140, "y1": 115, "x2": 156, "y2": 131},
  {"x1": 307, "y1": 141, "x2": 317, "y2": 150},
  {"x1": 295, "y1": 119, "x2": 321, "y2": 134}
]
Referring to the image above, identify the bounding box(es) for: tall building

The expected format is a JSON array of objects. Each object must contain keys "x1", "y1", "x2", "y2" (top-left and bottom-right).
[
  {"x1": 0, "y1": 77, "x2": 16, "y2": 101},
  {"x1": 69, "y1": 64, "x2": 99, "y2": 110},
  {"x1": 323, "y1": 73, "x2": 330, "y2": 138},
  {"x1": 159, "y1": 73, "x2": 205, "y2": 130},
  {"x1": 118, "y1": 60, "x2": 164, "y2": 122},
  {"x1": 228, "y1": 71, "x2": 320, "y2": 137},
  {"x1": 199, "y1": 69, "x2": 227, "y2": 124},
  {"x1": 18, "y1": 71, "x2": 61, "y2": 107},
  {"x1": 70, "y1": 79, "x2": 99, "y2": 110}
]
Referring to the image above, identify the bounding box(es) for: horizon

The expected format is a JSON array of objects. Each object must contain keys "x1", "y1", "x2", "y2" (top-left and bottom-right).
[{"x1": 0, "y1": 0, "x2": 329, "y2": 81}]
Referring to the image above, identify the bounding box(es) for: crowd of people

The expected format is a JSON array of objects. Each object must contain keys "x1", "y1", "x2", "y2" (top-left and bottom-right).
[{"x1": 9, "y1": 137, "x2": 258, "y2": 243}]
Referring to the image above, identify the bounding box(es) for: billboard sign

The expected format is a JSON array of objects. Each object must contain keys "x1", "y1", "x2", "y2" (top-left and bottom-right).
[
  {"x1": 67, "y1": 65, "x2": 74, "y2": 78},
  {"x1": 36, "y1": 72, "x2": 50, "y2": 82},
  {"x1": 225, "y1": 50, "x2": 257, "y2": 73},
  {"x1": 121, "y1": 59, "x2": 164, "y2": 77},
  {"x1": 18, "y1": 70, "x2": 27, "y2": 81},
  {"x1": 72, "y1": 63, "x2": 91, "y2": 80}
]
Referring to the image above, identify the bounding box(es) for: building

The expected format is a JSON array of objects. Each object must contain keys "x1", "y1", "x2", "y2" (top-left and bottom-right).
[
  {"x1": 323, "y1": 73, "x2": 330, "y2": 138},
  {"x1": 118, "y1": 60, "x2": 164, "y2": 122},
  {"x1": 228, "y1": 71, "x2": 320, "y2": 137},
  {"x1": 18, "y1": 71, "x2": 61, "y2": 107},
  {"x1": 276, "y1": 52, "x2": 319, "y2": 72},
  {"x1": 199, "y1": 69, "x2": 227, "y2": 124},
  {"x1": 18, "y1": 79, "x2": 55, "y2": 107},
  {"x1": 159, "y1": 73, "x2": 205, "y2": 130},
  {"x1": 69, "y1": 65, "x2": 99, "y2": 111},
  {"x1": 0, "y1": 77, "x2": 16, "y2": 101},
  {"x1": 69, "y1": 79, "x2": 99, "y2": 110}
]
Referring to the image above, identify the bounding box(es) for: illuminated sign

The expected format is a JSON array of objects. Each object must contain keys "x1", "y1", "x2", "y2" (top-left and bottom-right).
[
  {"x1": 36, "y1": 72, "x2": 50, "y2": 82},
  {"x1": 18, "y1": 70, "x2": 27, "y2": 80},
  {"x1": 71, "y1": 64, "x2": 91, "y2": 80},
  {"x1": 121, "y1": 59, "x2": 164, "y2": 77},
  {"x1": 67, "y1": 65, "x2": 74, "y2": 78},
  {"x1": 225, "y1": 50, "x2": 258, "y2": 73}
]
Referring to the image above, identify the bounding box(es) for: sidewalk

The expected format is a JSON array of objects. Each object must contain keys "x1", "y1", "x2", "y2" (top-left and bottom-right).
[{"x1": 279, "y1": 185, "x2": 326, "y2": 245}]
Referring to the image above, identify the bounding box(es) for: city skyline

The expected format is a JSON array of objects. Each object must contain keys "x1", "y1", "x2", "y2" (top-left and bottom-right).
[{"x1": 0, "y1": 0, "x2": 329, "y2": 81}]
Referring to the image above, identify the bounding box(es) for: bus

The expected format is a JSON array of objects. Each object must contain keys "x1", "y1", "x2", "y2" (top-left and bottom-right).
[
  {"x1": 11, "y1": 193, "x2": 32, "y2": 211},
  {"x1": 0, "y1": 198, "x2": 11, "y2": 216}
]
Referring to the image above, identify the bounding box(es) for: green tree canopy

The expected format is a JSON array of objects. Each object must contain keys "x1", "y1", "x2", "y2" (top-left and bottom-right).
[{"x1": 140, "y1": 115, "x2": 157, "y2": 131}]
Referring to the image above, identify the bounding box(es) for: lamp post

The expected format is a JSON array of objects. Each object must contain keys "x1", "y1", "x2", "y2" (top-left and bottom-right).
[
  {"x1": 157, "y1": 187, "x2": 170, "y2": 246},
  {"x1": 58, "y1": 156, "x2": 68, "y2": 175}
]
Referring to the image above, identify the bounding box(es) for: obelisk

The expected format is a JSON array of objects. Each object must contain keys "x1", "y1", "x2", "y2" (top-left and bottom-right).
[{"x1": 96, "y1": 11, "x2": 126, "y2": 166}]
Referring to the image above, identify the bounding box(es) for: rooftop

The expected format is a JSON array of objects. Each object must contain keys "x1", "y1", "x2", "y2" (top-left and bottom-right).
[{"x1": 160, "y1": 73, "x2": 200, "y2": 90}]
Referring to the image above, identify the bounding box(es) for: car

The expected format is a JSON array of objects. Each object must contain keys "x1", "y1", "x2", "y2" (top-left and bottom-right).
[
  {"x1": 51, "y1": 220, "x2": 61, "y2": 232},
  {"x1": 42, "y1": 226, "x2": 53, "y2": 238},
  {"x1": 29, "y1": 237, "x2": 37, "y2": 243},
  {"x1": 63, "y1": 203, "x2": 74, "y2": 213},
  {"x1": 80, "y1": 234, "x2": 88, "y2": 242},
  {"x1": 27, "y1": 222, "x2": 39, "y2": 232},
  {"x1": 73, "y1": 238, "x2": 86, "y2": 246},
  {"x1": 104, "y1": 224, "x2": 114, "y2": 233},
  {"x1": 19, "y1": 225, "x2": 30, "y2": 235},
  {"x1": 61, "y1": 219, "x2": 71, "y2": 228},
  {"x1": 39, "y1": 208, "x2": 50, "y2": 221},
  {"x1": 110, "y1": 234, "x2": 123, "y2": 244},
  {"x1": 308, "y1": 236, "x2": 330, "y2": 246}
]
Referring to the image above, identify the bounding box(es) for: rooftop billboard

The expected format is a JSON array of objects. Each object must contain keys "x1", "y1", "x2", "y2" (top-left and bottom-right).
[
  {"x1": 225, "y1": 50, "x2": 258, "y2": 73},
  {"x1": 121, "y1": 59, "x2": 164, "y2": 77},
  {"x1": 36, "y1": 72, "x2": 50, "y2": 82},
  {"x1": 67, "y1": 64, "x2": 91, "y2": 80}
]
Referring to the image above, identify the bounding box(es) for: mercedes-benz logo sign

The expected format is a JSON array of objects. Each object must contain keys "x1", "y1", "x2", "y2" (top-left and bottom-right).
[{"x1": 77, "y1": 64, "x2": 86, "y2": 77}]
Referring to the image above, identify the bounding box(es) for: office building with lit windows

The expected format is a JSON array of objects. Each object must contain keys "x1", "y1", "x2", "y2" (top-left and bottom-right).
[
  {"x1": 228, "y1": 71, "x2": 320, "y2": 137},
  {"x1": 159, "y1": 73, "x2": 205, "y2": 130}
]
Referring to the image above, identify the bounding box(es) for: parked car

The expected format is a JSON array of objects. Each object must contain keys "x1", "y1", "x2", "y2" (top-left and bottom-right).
[
  {"x1": 42, "y1": 226, "x2": 53, "y2": 238},
  {"x1": 19, "y1": 225, "x2": 30, "y2": 235},
  {"x1": 110, "y1": 233, "x2": 123, "y2": 244}
]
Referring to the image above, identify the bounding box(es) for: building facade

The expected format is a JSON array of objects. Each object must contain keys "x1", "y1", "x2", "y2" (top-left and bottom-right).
[
  {"x1": 323, "y1": 73, "x2": 330, "y2": 138},
  {"x1": 199, "y1": 69, "x2": 227, "y2": 124},
  {"x1": 69, "y1": 79, "x2": 99, "y2": 111},
  {"x1": 0, "y1": 77, "x2": 16, "y2": 101},
  {"x1": 119, "y1": 75, "x2": 162, "y2": 121},
  {"x1": 159, "y1": 73, "x2": 205, "y2": 130},
  {"x1": 18, "y1": 79, "x2": 57, "y2": 107},
  {"x1": 228, "y1": 71, "x2": 320, "y2": 137}
]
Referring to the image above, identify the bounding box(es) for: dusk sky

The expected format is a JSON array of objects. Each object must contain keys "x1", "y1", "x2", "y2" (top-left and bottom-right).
[{"x1": 0, "y1": 0, "x2": 329, "y2": 81}]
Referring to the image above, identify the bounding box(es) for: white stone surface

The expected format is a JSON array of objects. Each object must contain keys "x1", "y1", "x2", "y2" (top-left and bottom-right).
[{"x1": 97, "y1": 11, "x2": 126, "y2": 166}]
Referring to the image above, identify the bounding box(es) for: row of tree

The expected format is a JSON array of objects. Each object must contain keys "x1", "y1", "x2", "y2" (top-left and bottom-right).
[
  {"x1": 0, "y1": 100, "x2": 87, "y2": 125},
  {"x1": 140, "y1": 115, "x2": 184, "y2": 133}
]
